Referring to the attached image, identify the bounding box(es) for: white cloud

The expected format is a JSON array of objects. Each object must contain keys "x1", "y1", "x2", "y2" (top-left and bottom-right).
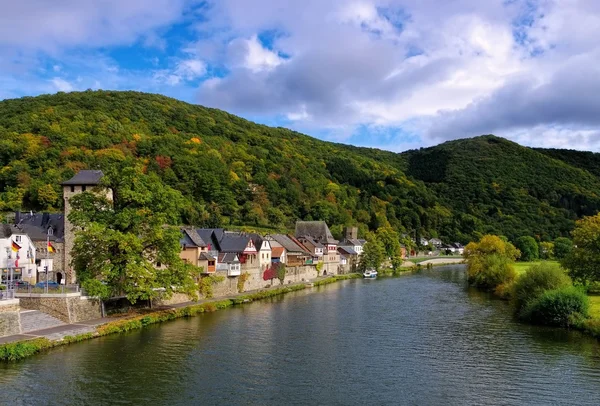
[
  {"x1": 51, "y1": 78, "x2": 74, "y2": 92},
  {"x1": 228, "y1": 35, "x2": 283, "y2": 72},
  {"x1": 175, "y1": 59, "x2": 207, "y2": 80}
]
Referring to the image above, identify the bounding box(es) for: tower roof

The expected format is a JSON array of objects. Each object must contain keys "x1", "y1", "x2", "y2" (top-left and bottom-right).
[{"x1": 61, "y1": 170, "x2": 104, "y2": 186}]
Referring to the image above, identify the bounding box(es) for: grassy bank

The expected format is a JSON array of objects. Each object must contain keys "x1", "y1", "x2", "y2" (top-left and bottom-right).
[
  {"x1": 1, "y1": 275, "x2": 361, "y2": 362},
  {"x1": 513, "y1": 261, "x2": 560, "y2": 275}
]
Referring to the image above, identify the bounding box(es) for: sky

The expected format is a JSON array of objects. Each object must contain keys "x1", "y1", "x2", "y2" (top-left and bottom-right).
[{"x1": 1, "y1": 0, "x2": 600, "y2": 152}]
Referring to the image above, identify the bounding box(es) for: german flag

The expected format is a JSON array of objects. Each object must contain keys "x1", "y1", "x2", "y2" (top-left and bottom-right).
[
  {"x1": 11, "y1": 241, "x2": 21, "y2": 252},
  {"x1": 47, "y1": 242, "x2": 55, "y2": 253}
]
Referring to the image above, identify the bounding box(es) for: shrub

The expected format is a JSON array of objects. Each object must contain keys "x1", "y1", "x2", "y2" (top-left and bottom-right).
[
  {"x1": 511, "y1": 262, "x2": 571, "y2": 313},
  {"x1": 467, "y1": 254, "x2": 516, "y2": 291},
  {"x1": 237, "y1": 272, "x2": 249, "y2": 293},
  {"x1": 520, "y1": 286, "x2": 589, "y2": 326},
  {"x1": 554, "y1": 237, "x2": 573, "y2": 260}
]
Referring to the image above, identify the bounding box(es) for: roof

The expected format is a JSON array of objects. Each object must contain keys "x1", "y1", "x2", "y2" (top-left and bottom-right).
[
  {"x1": 0, "y1": 224, "x2": 18, "y2": 239},
  {"x1": 342, "y1": 238, "x2": 363, "y2": 247},
  {"x1": 338, "y1": 246, "x2": 358, "y2": 255},
  {"x1": 218, "y1": 234, "x2": 252, "y2": 253},
  {"x1": 218, "y1": 253, "x2": 240, "y2": 263},
  {"x1": 181, "y1": 228, "x2": 206, "y2": 247},
  {"x1": 270, "y1": 234, "x2": 309, "y2": 254},
  {"x1": 61, "y1": 170, "x2": 104, "y2": 186},
  {"x1": 271, "y1": 247, "x2": 285, "y2": 257},
  {"x1": 14, "y1": 212, "x2": 64, "y2": 241},
  {"x1": 196, "y1": 229, "x2": 224, "y2": 251},
  {"x1": 199, "y1": 252, "x2": 216, "y2": 261},
  {"x1": 294, "y1": 221, "x2": 338, "y2": 245},
  {"x1": 299, "y1": 235, "x2": 324, "y2": 248}
]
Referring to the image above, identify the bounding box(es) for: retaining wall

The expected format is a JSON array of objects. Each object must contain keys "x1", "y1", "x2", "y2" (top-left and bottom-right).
[
  {"x1": 18, "y1": 294, "x2": 102, "y2": 323},
  {"x1": 0, "y1": 299, "x2": 22, "y2": 337}
]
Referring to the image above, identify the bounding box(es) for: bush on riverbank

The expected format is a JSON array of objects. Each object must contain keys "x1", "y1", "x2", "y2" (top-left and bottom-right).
[
  {"x1": 468, "y1": 254, "x2": 517, "y2": 292},
  {"x1": 0, "y1": 338, "x2": 53, "y2": 361},
  {"x1": 465, "y1": 235, "x2": 519, "y2": 292},
  {"x1": 520, "y1": 286, "x2": 589, "y2": 327},
  {"x1": 512, "y1": 262, "x2": 572, "y2": 314}
]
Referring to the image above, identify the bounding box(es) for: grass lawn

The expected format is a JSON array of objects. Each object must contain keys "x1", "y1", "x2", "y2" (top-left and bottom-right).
[
  {"x1": 589, "y1": 296, "x2": 600, "y2": 319},
  {"x1": 513, "y1": 261, "x2": 560, "y2": 275}
]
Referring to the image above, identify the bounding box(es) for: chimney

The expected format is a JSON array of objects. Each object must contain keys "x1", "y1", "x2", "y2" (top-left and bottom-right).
[
  {"x1": 345, "y1": 227, "x2": 358, "y2": 240},
  {"x1": 15, "y1": 211, "x2": 21, "y2": 224}
]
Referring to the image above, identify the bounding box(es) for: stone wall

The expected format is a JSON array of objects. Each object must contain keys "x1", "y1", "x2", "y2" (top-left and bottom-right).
[
  {"x1": 0, "y1": 299, "x2": 21, "y2": 337},
  {"x1": 18, "y1": 294, "x2": 101, "y2": 323}
]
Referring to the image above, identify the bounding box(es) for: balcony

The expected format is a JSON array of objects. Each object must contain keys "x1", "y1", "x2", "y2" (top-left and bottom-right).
[{"x1": 228, "y1": 266, "x2": 241, "y2": 277}]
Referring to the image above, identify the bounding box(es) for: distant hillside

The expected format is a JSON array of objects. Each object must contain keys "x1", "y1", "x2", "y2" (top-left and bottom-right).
[
  {"x1": 0, "y1": 91, "x2": 598, "y2": 243},
  {"x1": 401, "y1": 135, "x2": 600, "y2": 241},
  {"x1": 536, "y1": 148, "x2": 600, "y2": 179}
]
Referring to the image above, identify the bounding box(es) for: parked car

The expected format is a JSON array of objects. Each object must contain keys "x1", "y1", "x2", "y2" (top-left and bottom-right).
[
  {"x1": 35, "y1": 281, "x2": 60, "y2": 289},
  {"x1": 13, "y1": 280, "x2": 30, "y2": 288}
]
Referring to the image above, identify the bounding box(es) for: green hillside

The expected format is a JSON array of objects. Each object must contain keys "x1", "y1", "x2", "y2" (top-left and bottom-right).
[
  {"x1": 536, "y1": 148, "x2": 600, "y2": 178},
  {"x1": 0, "y1": 90, "x2": 597, "y2": 243},
  {"x1": 401, "y1": 135, "x2": 600, "y2": 241}
]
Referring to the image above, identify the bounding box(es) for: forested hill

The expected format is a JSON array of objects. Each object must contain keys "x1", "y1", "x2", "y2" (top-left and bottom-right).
[
  {"x1": 401, "y1": 135, "x2": 600, "y2": 241},
  {"x1": 0, "y1": 90, "x2": 598, "y2": 243}
]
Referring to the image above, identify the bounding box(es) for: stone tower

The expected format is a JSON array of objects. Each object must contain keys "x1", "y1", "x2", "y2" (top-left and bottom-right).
[
  {"x1": 344, "y1": 227, "x2": 358, "y2": 240},
  {"x1": 61, "y1": 170, "x2": 110, "y2": 284}
]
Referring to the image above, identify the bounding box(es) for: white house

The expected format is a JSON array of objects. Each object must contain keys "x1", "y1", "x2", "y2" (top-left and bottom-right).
[{"x1": 0, "y1": 225, "x2": 38, "y2": 285}]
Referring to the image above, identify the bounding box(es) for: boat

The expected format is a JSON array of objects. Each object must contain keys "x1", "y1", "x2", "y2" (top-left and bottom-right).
[{"x1": 363, "y1": 269, "x2": 378, "y2": 279}]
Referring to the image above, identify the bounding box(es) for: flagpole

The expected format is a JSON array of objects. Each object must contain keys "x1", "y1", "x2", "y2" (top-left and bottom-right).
[{"x1": 46, "y1": 232, "x2": 49, "y2": 293}]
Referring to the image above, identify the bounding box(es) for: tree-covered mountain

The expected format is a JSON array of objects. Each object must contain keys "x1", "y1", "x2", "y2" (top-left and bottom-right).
[
  {"x1": 0, "y1": 90, "x2": 597, "y2": 243},
  {"x1": 401, "y1": 135, "x2": 600, "y2": 241}
]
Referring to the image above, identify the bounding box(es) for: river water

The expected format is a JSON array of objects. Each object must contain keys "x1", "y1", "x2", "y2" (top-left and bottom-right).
[{"x1": 2, "y1": 265, "x2": 600, "y2": 405}]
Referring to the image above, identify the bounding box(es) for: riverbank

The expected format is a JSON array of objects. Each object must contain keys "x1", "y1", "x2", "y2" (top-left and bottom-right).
[{"x1": 0, "y1": 274, "x2": 361, "y2": 362}]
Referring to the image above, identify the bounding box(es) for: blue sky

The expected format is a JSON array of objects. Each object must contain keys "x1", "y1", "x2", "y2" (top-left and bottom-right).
[{"x1": 1, "y1": 0, "x2": 600, "y2": 152}]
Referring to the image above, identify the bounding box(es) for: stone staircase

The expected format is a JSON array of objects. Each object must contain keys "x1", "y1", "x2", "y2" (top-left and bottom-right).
[{"x1": 20, "y1": 310, "x2": 66, "y2": 333}]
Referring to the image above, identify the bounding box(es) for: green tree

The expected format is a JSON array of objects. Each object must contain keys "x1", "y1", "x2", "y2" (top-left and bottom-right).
[
  {"x1": 539, "y1": 242, "x2": 555, "y2": 260},
  {"x1": 562, "y1": 214, "x2": 600, "y2": 283},
  {"x1": 464, "y1": 235, "x2": 520, "y2": 292},
  {"x1": 554, "y1": 237, "x2": 574, "y2": 260},
  {"x1": 69, "y1": 165, "x2": 200, "y2": 303},
  {"x1": 515, "y1": 236, "x2": 539, "y2": 262},
  {"x1": 360, "y1": 236, "x2": 385, "y2": 271},
  {"x1": 277, "y1": 263, "x2": 286, "y2": 285}
]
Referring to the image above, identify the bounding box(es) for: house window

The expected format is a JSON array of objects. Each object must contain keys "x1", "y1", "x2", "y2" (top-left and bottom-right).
[
  {"x1": 156, "y1": 262, "x2": 162, "y2": 267},
  {"x1": 48, "y1": 228, "x2": 53, "y2": 236},
  {"x1": 209, "y1": 261, "x2": 215, "y2": 266},
  {"x1": 70, "y1": 185, "x2": 75, "y2": 192},
  {"x1": 15, "y1": 235, "x2": 21, "y2": 242},
  {"x1": 82, "y1": 185, "x2": 87, "y2": 192}
]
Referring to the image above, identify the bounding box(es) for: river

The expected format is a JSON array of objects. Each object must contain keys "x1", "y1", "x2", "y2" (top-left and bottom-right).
[{"x1": 2, "y1": 265, "x2": 600, "y2": 405}]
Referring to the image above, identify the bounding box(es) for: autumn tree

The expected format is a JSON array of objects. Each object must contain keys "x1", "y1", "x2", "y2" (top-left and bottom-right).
[
  {"x1": 562, "y1": 214, "x2": 600, "y2": 283},
  {"x1": 276, "y1": 263, "x2": 287, "y2": 285},
  {"x1": 464, "y1": 235, "x2": 520, "y2": 292},
  {"x1": 69, "y1": 164, "x2": 200, "y2": 303}
]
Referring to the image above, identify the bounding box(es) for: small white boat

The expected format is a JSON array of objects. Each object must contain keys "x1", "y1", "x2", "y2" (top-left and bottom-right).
[{"x1": 363, "y1": 269, "x2": 378, "y2": 279}]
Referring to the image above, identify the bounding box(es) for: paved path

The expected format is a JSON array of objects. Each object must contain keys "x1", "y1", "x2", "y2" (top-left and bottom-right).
[
  {"x1": 20, "y1": 310, "x2": 65, "y2": 333},
  {"x1": 417, "y1": 258, "x2": 465, "y2": 266}
]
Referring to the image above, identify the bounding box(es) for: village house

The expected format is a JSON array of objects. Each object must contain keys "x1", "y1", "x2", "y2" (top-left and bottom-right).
[
  {"x1": 296, "y1": 235, "x2": 324, "y2": 261},
  {"x1": 337, "y1": 245, "x2": 359, "y2": 272},
  {"x1": 295, "y1": 221, "x2": 339, "y2": 271},
  {"x1": 216, "y1": 253, "x2": 241, "y2": 276},
  {"x1": 0, "y1": 224, "x2": 39, "y2": 285},
  {"x1": 250, "y1": 234, "x2": 272, "y2": 271},
  {"x1": 267, "y1": 234, "x2": 311, "y2": 266},
  {"x1": 196, "y1": 229, "x2": 259, "y2": 272},
  {"x1": 340, "y1": 227, "x2": 364, "y2": 256},
  {"x1": 15, "y1": 212, "x2": 64, "y2": 284},
  {"x1": 180, "y1": 228, "x2": 217, "y2": 274},
  {"x1": 429, "y1": 238, "x2": 443, "y2": 248}
]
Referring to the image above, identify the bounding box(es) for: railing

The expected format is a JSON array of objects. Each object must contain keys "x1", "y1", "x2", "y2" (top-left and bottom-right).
[
  {"x1": 0, "y1": 289, "x2": 15, "y2": 300},
  {"x1": 14, "y1": 284, "x2": 80, "y2": 296}
]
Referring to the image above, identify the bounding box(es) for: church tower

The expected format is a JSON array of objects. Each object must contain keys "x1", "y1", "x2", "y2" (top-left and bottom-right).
[{"x1": 61, "y1": 170, "x2": 111, "y2": 284}]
